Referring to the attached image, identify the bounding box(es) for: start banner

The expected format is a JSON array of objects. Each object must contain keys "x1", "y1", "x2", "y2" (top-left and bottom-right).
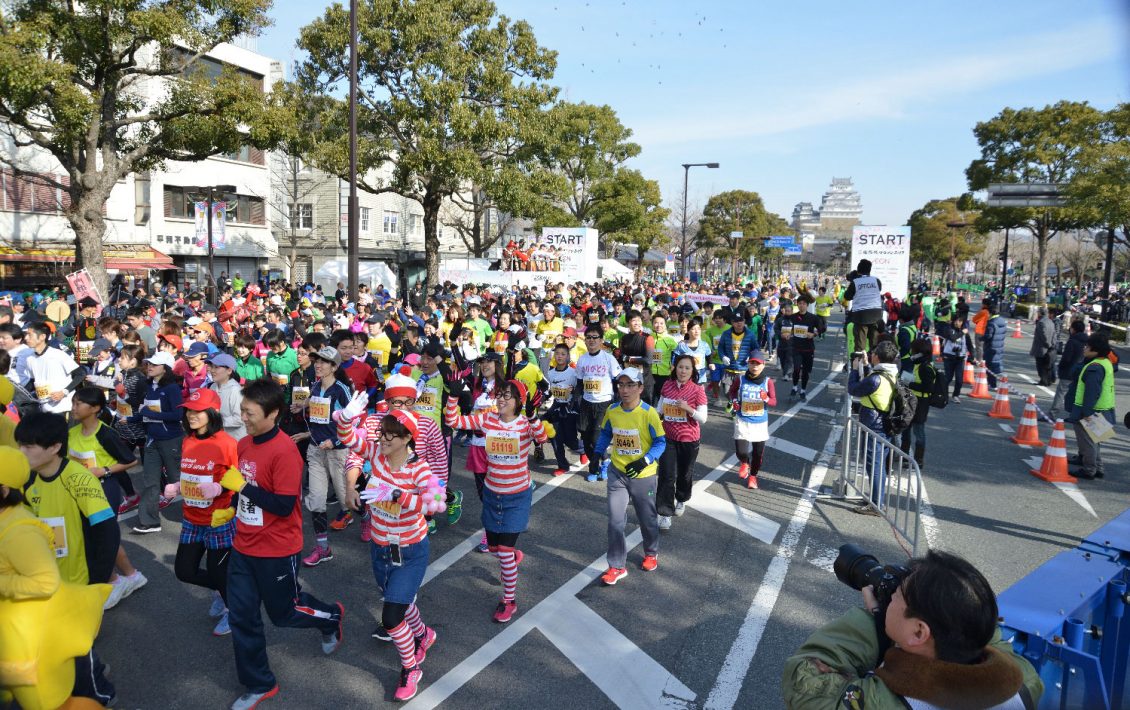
[{"x1": 850, "y1": 226, "x2": 911, "y2": 301}]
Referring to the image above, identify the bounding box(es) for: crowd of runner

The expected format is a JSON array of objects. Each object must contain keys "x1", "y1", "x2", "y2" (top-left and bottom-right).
[{"x1": 0, "y1": 268, "x2": 1118, "y2": 708}]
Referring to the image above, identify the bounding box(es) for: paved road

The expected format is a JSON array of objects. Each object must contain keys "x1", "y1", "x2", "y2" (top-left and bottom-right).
[{"x1": 96, "y1": 314, "x2": 1130, "y2": 709}]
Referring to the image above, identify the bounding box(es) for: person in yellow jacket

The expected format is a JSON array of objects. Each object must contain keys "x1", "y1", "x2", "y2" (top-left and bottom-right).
[{"x1": 0, "y1": 446, "x2": 110, "y2": 710}]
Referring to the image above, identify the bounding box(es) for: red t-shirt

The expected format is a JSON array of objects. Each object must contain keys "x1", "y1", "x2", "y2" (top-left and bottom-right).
[
  {"x1": 180, "y1": 432, "x2": 239, "y2": 526},
  {"x1": 342, "y1": 358, "x2": 378, "y2": 393},
  {"x1": 234, "y1": 429, "x2": 303, "y2": 557}
]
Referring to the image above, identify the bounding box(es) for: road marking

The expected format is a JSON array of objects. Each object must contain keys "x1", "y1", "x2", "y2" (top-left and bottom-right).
[
  {"x1": 538, "y1": 596, "x2": 697, "y2": 709},
  {"x1": 998, "y1": 423, "x2": 1014, "y2": 434},
  {"x1": 1024, "y1": 456, "x2": 1098, "y2": 517},
  {"x1": 1015, "y1": 372, "x2": 1055, "y2": 397},
  {"x1": 704, "y1": 422, "x2": 842, "y2": 710},
  {"x1": 800, "y1": 405, "x2": 838, "y2": 417},
  {"x1": 767, "y1": 436, "x2": 817, "y2": 461},
  {"x1": 687, "y1": 491, "x2": 780, "y2": 544},
  {"x1": 801, "y1": 541, "x2": 838, "y2": 573}
]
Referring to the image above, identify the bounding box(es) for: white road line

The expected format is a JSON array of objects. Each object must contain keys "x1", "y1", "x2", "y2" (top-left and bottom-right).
[
  {"x1": 686, "y1": 491, "x2": 780, "y2": 544},
  {"x1": 1015, "y1": 372, "x2": 1055, "y2": 397},
  {"x1": 998, "y1": 423, "x2": 1014, "y2": 434},
  {"x1": 767, "y1": 436, "x2": 817, "y2": 461},
  {"x1": 538, "y1": 597, "x2": 697, "y2": 709},
  {"x1": 1024, "y1": 456, "x2": 1098, "y2": 517},
  {"x1": 799, "y1": 405, "x2": 838, "y2": 417},
  {"x1": 703, "y1": 423, "x2": 841, "y2": 710}
]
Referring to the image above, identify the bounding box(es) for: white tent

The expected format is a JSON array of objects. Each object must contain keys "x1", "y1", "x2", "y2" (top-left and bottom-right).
[
  {"x1": 599, "y1": 258, "x2": 634, "y2": 282},
  {"x1": 315, "y1": 260, "x2": 398, "y2": 297}
]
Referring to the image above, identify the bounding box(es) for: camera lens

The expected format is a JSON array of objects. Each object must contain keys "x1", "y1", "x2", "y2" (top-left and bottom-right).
[{"x1": 834, "y1": 543, "x2": 884, "y2": 591}]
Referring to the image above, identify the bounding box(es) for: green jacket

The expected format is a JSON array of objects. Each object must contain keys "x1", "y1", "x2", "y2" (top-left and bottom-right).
[
  {"x1": 781, "y1": 607, "x2": 1042, "y2": 709},
  {"x1": 234, "y1": 355, "x2": 264, "y2": 384}
]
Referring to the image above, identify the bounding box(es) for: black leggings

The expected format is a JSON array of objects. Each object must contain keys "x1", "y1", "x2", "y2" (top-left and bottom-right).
[
  {"x1": 485, "y1": 531, "x2": 519, "y2": 548},
  {"x1": 174, "y1": 543, "x2": 230, "y2": 603},
  {"x1": 735, "y1": 440, "x2": 766, "y2": 476},
  {"x1": 792, "y1": 352, "x2": 814, "y2": 389},
  {"x1": 383, "y1": 602, "x2": 409, "y2": 630}
]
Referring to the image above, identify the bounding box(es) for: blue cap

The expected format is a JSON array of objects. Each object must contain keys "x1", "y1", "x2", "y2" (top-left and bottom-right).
[
  {"x1": 185, "y1": 342, "x2": 211, "y2": 358},
  {"x1": 206, "y1": 353, "x2": 237, "y2": 370}
]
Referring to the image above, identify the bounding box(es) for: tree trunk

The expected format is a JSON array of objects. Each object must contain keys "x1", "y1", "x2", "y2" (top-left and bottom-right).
[
  {"x1": 471, "y1": 203, "x2": 484, "y2": 258},
  {"x1": 422, "y1": 191, "x2": 442, "y2": 288},
  {"x1": 70, "y1": 190, "x2": 110, "y2": 298},
  {"x1": 1036, "y1": 221, "x2": 1049, "y2": 306},
  {"x1": 288, "y1": 241, "x2": 298, "y2": 284}
]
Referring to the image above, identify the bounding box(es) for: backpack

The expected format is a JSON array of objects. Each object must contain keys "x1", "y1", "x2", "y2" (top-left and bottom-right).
[
  {"x1": 927, "y1": 364, "x2": 948, "y2": 409},
  {"x1": 876, "y1": 372, "x2": 917, "y2": 436}
]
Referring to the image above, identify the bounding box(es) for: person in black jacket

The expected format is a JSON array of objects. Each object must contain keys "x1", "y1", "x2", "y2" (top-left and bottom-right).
[
  {"x1": 902, "y1": 339, "x2": 937, "y2": 469},
  {"x1": 1049, "y1": 319, "x2": 1088, "y2": 421}
]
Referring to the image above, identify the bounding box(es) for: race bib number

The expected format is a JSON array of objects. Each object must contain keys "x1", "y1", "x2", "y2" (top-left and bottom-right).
[
  {"x1": 661, "y1": 399, "x2": 687, "y2": 423},
  {"x1": 583, "y1": 379, "x2": 603, "y2": 395},
  {"x1": 292, "y1": 386, "x2": 310, "y2": 405},
  {"x1": 650, "y1": 350, "x2": 662, "y2": 364},
  {"x1": 35, "y1": 383, "x2": 51, "y2": 400},
  {"x1": 613, "y1": 427, "x2": 642, "y2": 458},
  {"x1": 369, "y1": 499, "x2": 402, "y2": 524},
  {"x1": 273, "y1": 373, "x2": 289, "y2": 386},
  {"x1": 780, "y1": 326, "x2": 793, "y2": 337},
  {"x1": 180, "y1": 472, "x2": 213, "y2": 509},
  {"x1": 551, "y1": 386, "x2": 571, "y2": 400},
  {"x1": 236, "y1": 492, "x2": 263, "y2": 526},
  {"x1": 415, "y1": 387, "x2": 438, "y2": 414},
  {"x1": 307, "y1": 396, "x2": 331, "y2": 424},
  {"x1": 694, "y1": 355, "x2": 705, "y2": 370},
  {"x1": 68, "y1": 449, "x2": 97, "y2": 470},
  {"x1": 115, "y1": 399, "x2": 133, "y2": 418},
  {"x1": 793, "y1": 325, "x2": 808, "y2": 339},
  {"x1": 40, "y1": 517, "x2": 68, "y2": 558},
  {"x1": 741, "y1": 400, "x2": 765, "y2": 417},
  {"x1": 144, "y1": 398, "x2": 161, "y2": 413},
  {"x1": 485, "y1": 429, "x2": 521, "y2": 463}
]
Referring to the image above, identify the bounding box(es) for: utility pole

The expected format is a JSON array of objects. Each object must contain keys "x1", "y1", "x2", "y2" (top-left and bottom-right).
[
  {"x1": 347, "y1": 0, "x2": 360, "y2": 302},
  {"x1": 679, "y1": 162, "x2": 719, "y2": 279}
]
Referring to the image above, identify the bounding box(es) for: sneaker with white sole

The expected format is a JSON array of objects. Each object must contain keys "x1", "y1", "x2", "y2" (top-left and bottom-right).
[
  {"x1": 213, "y1": 612, "x2": 231, "y2": 636},
  {"x1": 117, "y1": 494, "x2": 140, "y2": 515},
  {"x1": 601, "y1": 567, "x2": 627, "y2": 585},
  {"x1": 321, "y1": 602, "x2": 345, "y2": 654},
  {"x1": 130, "y1": 523, "x2": 161, "y2": 534},
  {"x1": 673, "y1": 501, "x2": 686, "y2": 517},
  {"x1": 209, "y1": 590, "x2": 227, "y2": 618},
  {"x1": 657, "y1": 514, "x2": 672, "y2": 531},
  {"x1": 231, "y1": 685, "x2": 278, "y2": 710},
  {"x1": 414, "y1": 626, "x2": 437, "y2": 664},
  {"x1": 394, "y1": 666, "x2": 423, "y2": 702},
  {"x1": 301, "y1": 546, "x2": 333, "y2": 567},
  {"x1": 118, "y1": 571, "x2": 147, "y2": 600},
  {"x1": 372, "y1": 626, "x2": 392, "y2": 641},
  {"x1": 103, "y1": 578, "x2": 128, "y2": 610}
]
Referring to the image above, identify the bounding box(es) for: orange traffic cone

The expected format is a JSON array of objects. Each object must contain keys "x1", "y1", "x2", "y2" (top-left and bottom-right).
[
  {"x1": 963, "y1": 359, "x2": 975, "y2": 385},
  {"x1": 931, "y1": 334, "x2": 941, "y2": 356},
  {"x1": 987, "y1": 376, "x2": 1013, "y2": 419},
  {"x1": 969, "y1": 362, "x2": 992, "y2": 399},
  {"x1": 1029, "y1": 420, "x2": 1076, "y2": 483},
  {"x1": 1011, "y1": 395, "x2": 1044, "y2": 446},
  {"x1": 1011, "y1": 321, "x2": 1024, "y2": 338}
]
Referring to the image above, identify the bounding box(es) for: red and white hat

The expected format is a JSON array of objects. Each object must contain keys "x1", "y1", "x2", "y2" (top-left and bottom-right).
[
  {"x1": 386, "y1": 409, "x2": 419, "y2": 440},
  {"x1": 384, "y1": 370, "x2": 418, "y2": 401}
]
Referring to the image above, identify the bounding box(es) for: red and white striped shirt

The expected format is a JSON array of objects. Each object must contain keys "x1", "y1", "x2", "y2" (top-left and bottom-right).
[
  {"x1": 362, "y1": 450, "x2": 432, "y2": 545},
  {"x1": 341, "y1": 410, "x2": 450, "y2": 484},
  {"x1": 444, "y1": 398, "x2": 546, "y2": 494}
]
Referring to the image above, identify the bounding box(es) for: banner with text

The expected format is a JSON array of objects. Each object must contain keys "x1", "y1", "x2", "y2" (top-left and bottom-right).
[
  {"x1": 851, "y1": 225, "x2": 911, "y2": 301},
  {"x1": 194, "y1": 202, "x2": 228, "y2": 250},
  {"x1": 500, "y1": 227, "x2": 597, "y2": 283}
]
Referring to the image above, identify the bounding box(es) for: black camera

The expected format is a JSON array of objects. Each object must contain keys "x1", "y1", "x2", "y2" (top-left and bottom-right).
[{"x1": 833, "y1": 543, "x2": 911, "y2": 607}]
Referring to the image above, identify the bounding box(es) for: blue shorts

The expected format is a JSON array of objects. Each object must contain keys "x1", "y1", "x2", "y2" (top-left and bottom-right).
[
  {"x1": 179, "y1": 520, "x2": 235, "y2": 549},
  {"x1": 369, "y1": 536, "x2": 429, "y2": 605},
  {"x1": 708, "y1": 365, "x2": 724, "y2": 383},
  {"x1": 481, "y1": 486, "x2": 532, "y2": 534}
]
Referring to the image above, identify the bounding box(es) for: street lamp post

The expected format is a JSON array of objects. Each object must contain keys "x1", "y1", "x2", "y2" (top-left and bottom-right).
[
  {"x1": 347, "y1": 0, "x2": 360, "y2": 302},
  {"x1": 680, "y1": 162, "x2": 719, "y2": 278},
  {"x1": 186, "y1": 184, "x2": 236, "y2": 304}
]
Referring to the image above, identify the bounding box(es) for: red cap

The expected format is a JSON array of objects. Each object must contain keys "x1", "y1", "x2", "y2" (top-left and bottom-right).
[
  {"x1": 387, "y1": 409, "x2": 418, "y2": 440},
  {"x1": 180, "y1": 387, "x2": 221, "y2": 411},
  {"x1": 159, "y1": 333, "x2": 184, "y2": 351}
]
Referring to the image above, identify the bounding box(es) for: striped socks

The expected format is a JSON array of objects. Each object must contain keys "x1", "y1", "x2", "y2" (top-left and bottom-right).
[
  {"x1": 388, "y1": 621, "x2": 416, "y2": 668},
  {"x1": 496, "y1": 546, "x2": 519, "y2": 603}
]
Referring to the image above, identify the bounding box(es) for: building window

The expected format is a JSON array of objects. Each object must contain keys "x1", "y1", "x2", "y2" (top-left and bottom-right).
[
  {"x1": 218, "y1": 146, "x2": 265, "y2": 165},
  {"x1": 164, "y1": 186, "x2": 265, "y2": 226},
  {"x1": 409, "y1": 213, "x2": 424, "y2": 235},
  {"x1": 360, "y1": 207, "x2": 370, "y2": 232},
  {"x1": 135, "y1": 174, "x2": 150, "y2": 225},
  {"x1": 289, "y1": 203, "x2": 313, "y2": 230},
  {"x1": 383, "y1": 211, "x2": 398, "y2": 234}
]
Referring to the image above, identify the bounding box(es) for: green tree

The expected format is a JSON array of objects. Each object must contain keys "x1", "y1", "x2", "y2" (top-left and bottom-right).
[
  {"x1": 0, "y1": 0, "x2": 282, "y2": 296},
  {"x1": 695, "y1": 190, "x2": 786, "y2": 277},
  {"x1": 291, "y1": 0, "x2": 558, "y2": 287},
  {"x1": 1067, "y1": 103, "x2": 1130, "y2": 247},
  {"x1": 907, "y1": 195, "x2": 986, "y2": 279},
  {"x1": 966, "y1": 101, "x2": 1104, "y2": 304},
  {"x1": 589, "y1": 169, "x2": 669, "y2": 278}
]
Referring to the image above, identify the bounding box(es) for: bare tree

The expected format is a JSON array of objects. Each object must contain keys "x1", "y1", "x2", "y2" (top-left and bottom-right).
[
  {"x1": 265, "y1": 152, "x2": 336, "y2": 284},
  {"x1": 442, "y1": 186, "x2": 517, "y2": 258}
]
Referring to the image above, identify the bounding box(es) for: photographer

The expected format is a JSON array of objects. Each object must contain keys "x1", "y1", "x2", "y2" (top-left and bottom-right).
[{"x1": 782, "y1": 549, "x2": 1042, "y2": 710}]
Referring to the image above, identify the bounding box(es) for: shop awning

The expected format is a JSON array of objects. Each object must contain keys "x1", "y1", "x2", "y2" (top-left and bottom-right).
[{"x1": 0, "y1": 246, "x2": 176, "y2": 271}]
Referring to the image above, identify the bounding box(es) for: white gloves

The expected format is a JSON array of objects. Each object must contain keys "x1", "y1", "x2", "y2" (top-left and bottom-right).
[{"x1": 336, "y1": 390, "x2": 369, "y2": 423}]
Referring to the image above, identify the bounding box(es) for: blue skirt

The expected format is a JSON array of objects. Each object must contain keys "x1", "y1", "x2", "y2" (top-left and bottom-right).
[
  {"x1": 369, "y1": 536, "x2": 429, "y2": 605},
  {"x1": 481, "y1": 486, "x2": 532, "y2": 534}
]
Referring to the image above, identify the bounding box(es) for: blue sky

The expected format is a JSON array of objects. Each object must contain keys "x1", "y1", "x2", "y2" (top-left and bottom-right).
[{"x1": 257, "y1": 0, "x2": 1130, "y2": 227}]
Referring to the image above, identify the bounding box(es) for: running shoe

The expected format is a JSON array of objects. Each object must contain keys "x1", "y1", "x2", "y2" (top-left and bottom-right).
[
  {"x1": 951, "y1": 395, "x2": 961, "y2": 403},
  {"x1": 301, "y1": 546, "x2": 333, "y2": 567},
  {"x1": 492, "y1": 599, "x2": 518, "y2": 623},
  {"x1": 446, "y1": 490, "x2": 463, "y2": 525},
  {"x1": 579, "y1": 454, "x2": 590, "y2": 466},
  {"x1": 584, "y1": 473, "x2": 598, "y2": 483},
  {"x1": 641, "y1": 554, "x2": 659, "y2": 572},
  {"x1": 372, "y1": 627, "x2": 392, "y2": 641},
  {"x1": 230, "y1": 685, "x2": 279, "y2": 710},
  {"x1": 475, "y1": 532, "x2": 489, "y2": 554},
  {"x1": 117, "y1": 494, "x2": 140, "y2": 515},
  {"x1": 130, "y1": 523, "x2": 161, "y2": 534},
  {"x1": 213, "y1": 612, "x2": 231, "y2": 636},
  {"x1": 209, "y1": 590, "x2": 227, "y2": 618},
  {"x1": 360, "y1": 522, "x2": 371, "y2": 543},
  {"x1": 657, "y1": 515, "x2": 672, "y2": 531},
  {"x1": 321, "y1": 602, "x2": 345, "y2": 655},
  {"x1": 329, "y1": 511, "x2": 353, "y2": 531},
  {"x1": 533, "y1": 446, "x2": 545, "y2": 463},
  {"x1": 601, "y1": 567, "x2": 627, "y2": 586},
  {"x1": 737, "y1": 462, "x2": 750, "y2": 479},
  {"x1": 674, "y1": 501, "x2": 686, "y2": 517},
  {"x1": 414, "y1": 627, "x2": 437, "y2": 664},
  {"x1": 747, "y1": 475, "x2": 759, "y2": 490},
  {"x1": 427, "y1": 518, "x2": 437, "y2": 536},
  {"x1": 158, "y1": 495, "x2": 175, "y2": 510},
  {"x1": 394, "y1": 666, "x2": 423, "y2": 702},
  {"x1": 552, "y1": 469, "x2": 567, "y2": 477},
  {"x1": 799, "y1": 389, "x2": 807, "y2": 401},
  {"x1": 103, "y1": 577, "x2": 128, "y2": 610},
  {"x1": 118, "y1": 570, "x2": 147, "y2": 600}
]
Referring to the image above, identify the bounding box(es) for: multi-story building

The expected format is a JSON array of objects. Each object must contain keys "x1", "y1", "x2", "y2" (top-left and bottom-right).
[
  {"x1": 817, "y1": 177, "x2": 864, "y2": 236},
  {"x1": 0, "y1": 41, "x2": 279, "y2": 291}
]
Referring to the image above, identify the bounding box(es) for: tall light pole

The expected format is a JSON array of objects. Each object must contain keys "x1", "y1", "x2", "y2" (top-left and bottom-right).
[
  {"x1": 680, "y1": 162, "x2": 719, "y2": 278},
  {"x1": 186, "y1": 184, "x2": 236, "y2": 304},
  {"x1": 347, "y1": 0, "x2": 360, "y2": 302}
]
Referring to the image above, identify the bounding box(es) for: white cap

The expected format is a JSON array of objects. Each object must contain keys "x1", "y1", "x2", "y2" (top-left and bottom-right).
[
  {"x1": 618, "y1": 367, "x2": 644, "y2": 383},
  {"x1": 144, "y1": 351, "x2": 177, "y2": 368},
  {"x1": 185, "y1": 316, "x2": 203, "y2": 326}
]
